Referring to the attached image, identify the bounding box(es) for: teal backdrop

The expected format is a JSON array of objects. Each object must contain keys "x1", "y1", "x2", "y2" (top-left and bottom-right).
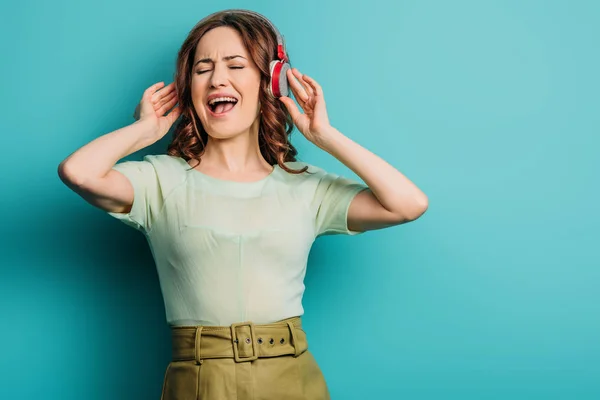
[{"x1": 2, "y1": 0, "x2": 599, "y2": 399}]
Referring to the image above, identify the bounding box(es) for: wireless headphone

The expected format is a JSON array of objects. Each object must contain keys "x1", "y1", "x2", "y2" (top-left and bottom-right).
[{"x1": 195, "y1": 9, "x2": 291, "y2": 98}]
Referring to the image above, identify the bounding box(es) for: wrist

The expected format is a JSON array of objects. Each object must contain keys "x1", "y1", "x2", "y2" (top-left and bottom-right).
[
  {"x1": 133, "y1": 118, "x2": 162, "y2": 144},
  {"x1": 315, "y1": 126, "x2": 343, "y2": 151}
]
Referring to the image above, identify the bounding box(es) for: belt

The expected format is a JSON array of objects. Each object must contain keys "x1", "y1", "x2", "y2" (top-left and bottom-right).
[{"x1": 170, "y1": 316, "x2": 308, "y2": 363}]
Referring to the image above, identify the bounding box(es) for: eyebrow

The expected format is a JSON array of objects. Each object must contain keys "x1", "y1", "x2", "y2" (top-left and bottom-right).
[{"x1": 194, "y1": 55, "x2": 246, "y2": 66}]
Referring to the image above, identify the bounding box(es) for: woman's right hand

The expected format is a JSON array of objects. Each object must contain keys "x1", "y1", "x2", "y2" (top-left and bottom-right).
[{"x1": 133, "y1": 81, "x2": 181, "y2": 139}]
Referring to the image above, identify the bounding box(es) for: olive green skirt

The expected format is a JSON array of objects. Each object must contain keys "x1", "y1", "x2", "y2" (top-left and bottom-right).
[{"x1": 160, "y1": 316, "x2": 330, "y2": 400}]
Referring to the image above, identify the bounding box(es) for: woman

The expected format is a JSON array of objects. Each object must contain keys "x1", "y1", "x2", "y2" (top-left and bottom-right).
[{"x1": 58, "y1": 8, "x2": 428, "y2": 400}]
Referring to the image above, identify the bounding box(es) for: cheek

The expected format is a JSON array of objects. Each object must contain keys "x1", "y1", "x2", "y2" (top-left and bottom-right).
[
  {"x1": 190, "y1": 80, "x2": 207, "y2": 112},
  {"x1": 242, "y1": 81, "x2": 262, "y2": 109}
]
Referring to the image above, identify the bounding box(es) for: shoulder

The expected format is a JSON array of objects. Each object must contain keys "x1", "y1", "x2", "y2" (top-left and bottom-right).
[
  {"x1": 141, "y1": 153, "x2": 183, "y2": 168},
  {"x1": 277, "y1": 161, "x2": 335, "y2": 197},
  {"x1": 279, "y1": 161, "x2": 365, "y2": 194},
  {"x1": 279, "y1": 160, "x2": 328, "y2": 180},
  {"x1": 139, "y1": 154, "x2": 188, "y2": 174},
  {"x1": 135, "y1": 154, "x2": 189, "y2": 191}
]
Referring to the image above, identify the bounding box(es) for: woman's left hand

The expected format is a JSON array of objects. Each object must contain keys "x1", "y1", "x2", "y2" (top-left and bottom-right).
[{"x1": 279, "y1": 68, "x2": 333, "y2": 148}]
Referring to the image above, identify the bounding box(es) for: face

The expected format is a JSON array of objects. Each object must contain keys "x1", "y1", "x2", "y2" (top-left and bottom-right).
[{"x1": 191, "y1": 26, "x2": 262, "y2": 139}]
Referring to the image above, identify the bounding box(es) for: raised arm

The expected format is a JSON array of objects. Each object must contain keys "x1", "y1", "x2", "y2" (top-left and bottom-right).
[{"x1": 57, "y1": 81, "x2": 180, "y2": 213}]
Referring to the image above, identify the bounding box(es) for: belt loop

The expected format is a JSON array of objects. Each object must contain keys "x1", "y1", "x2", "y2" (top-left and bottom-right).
[
  {"x1": 286, "y1": 321, "x2": 301, "y2": 357},
  {"x1": 194, "y1": 326, "x2": 204, "y2": 365}
]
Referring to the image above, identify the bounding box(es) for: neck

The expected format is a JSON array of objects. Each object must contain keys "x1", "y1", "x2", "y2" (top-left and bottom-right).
[{"x1": 200, "y1": 118, "x2": 271, "y2": 173}]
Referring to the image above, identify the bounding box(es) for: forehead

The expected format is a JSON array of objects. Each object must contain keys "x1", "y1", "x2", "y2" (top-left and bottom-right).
[{"x1": 194, "y1": 26, "x2": 248, "y2": 58}]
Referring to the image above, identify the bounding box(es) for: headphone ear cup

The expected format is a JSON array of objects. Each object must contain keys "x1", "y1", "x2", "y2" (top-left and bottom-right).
[{"x1": 269, "y1": 60, "x2": 290, "y2": 98}]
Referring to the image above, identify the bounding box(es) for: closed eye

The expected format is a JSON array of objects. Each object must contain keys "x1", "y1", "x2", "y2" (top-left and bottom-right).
[{"x1": 195, "y1": 66, "x2": 245, "y2": 75}]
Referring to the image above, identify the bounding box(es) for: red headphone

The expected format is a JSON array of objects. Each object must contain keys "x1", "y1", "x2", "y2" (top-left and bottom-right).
[{"x1": 196, "y1": 9, "x2": 291, "y2": 98}]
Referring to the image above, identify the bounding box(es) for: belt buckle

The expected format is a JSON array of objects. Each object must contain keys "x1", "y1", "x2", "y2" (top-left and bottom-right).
[{"x1": 230, "y1": 321, "x2": 258, "y2": 362}]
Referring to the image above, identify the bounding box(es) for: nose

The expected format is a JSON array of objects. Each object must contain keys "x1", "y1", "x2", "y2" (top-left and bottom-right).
[{"x1": 209, "y1": 63, "x2": 229, "y2": 89}]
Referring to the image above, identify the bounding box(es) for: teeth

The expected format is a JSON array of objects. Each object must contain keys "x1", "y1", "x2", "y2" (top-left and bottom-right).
[{"x1": 208, "y1": 96, "x2": 238, "y2": 105}]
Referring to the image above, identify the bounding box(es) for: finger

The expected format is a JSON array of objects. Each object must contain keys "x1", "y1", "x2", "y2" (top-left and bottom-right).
[
  {"x1": 279, "y1": 96, "x2": 302, "y2": 121},
  {"x1": 167, "y1": 104, "x2": 182, "y2": 124},
  {"x1": 152, "y1": 83, "x2": 176, "y2": 103},
  {"x1": 157, "y1": 97, "x2": 178, "y2": 116},
  {"x1": 301, "y1": 74, "x2": 323, "y2": 97},
  {"x1": 139, "y1": 83, "x2": 167, "y2": 119},
  {"x1": 292, "y1": 68, "x2": 313, "y2": 98},
  {"x1": 144, "y1": 82, "x2": 165, "y2": 100},
  {"x1": 285, "y1": 71, "x2": 303, "y2": 102},
  {"x1": 162, "y1": 82, "x2": 177, "y2": 94},
  {"x1": 155, "y1": 90, "x2": 177, "y2": 107},
  {"x1": 286, "y1": 69, "x2": 309, "y2": 103}
]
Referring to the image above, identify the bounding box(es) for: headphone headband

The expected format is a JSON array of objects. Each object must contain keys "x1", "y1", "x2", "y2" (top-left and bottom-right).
[{"x1": 195, "y1": 9, "x2": 287, "y2": 62}]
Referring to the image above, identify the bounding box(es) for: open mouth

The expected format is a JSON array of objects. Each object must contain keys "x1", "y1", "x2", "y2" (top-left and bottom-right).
[{"x1": 207, "y1": 97, "x2": 238, "y2": 116}]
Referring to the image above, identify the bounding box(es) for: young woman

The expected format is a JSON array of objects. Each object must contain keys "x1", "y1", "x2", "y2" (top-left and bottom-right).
[{"x1": 58, "y1": 8, "x2": 428, "y2": 400}]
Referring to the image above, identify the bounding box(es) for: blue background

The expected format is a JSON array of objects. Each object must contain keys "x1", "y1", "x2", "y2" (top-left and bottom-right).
[{"x1": 2, "y1": 0, "x2": 599, "y2": 399}]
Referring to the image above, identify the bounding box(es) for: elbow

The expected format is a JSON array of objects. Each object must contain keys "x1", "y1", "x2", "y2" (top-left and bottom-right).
[
  {"x1": 419, "y1": 195, "x2": 429, "y2": 213},
  {"x1": 403, "y1": 196, "x2": 429, "y2": 222},
  {"x1": 416, "y1": 199, "x2": 429, "y2": 219},
  {"x1": 58, "y1": 160, "x2": 84, "y2": 188},
  {"x1": 414, "y1": 195, "x2": 429, "y2": 218}
]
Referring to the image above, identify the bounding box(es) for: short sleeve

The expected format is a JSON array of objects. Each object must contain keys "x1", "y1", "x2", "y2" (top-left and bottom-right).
[
  {"x1": 106, "y1": 160, "x2": 163, "y2": 234},
  {"x1": 312, "y1": 170, "x2": 370, "y2": 237}
]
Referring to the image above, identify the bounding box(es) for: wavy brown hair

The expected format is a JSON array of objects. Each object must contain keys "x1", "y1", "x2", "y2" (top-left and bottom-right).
[{"x1": 166, "y1": 10, "x2": 308, "y2": 175}]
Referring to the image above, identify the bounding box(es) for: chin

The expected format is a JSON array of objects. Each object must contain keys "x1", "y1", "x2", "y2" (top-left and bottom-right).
[{"x1": 206, "y1": 129, "x2": 243, "y2": 140}]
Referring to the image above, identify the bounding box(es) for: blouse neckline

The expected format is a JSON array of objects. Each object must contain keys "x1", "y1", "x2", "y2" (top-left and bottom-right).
[{"x1": 175, "y1": 156, "x2": 279, "y2": 185}]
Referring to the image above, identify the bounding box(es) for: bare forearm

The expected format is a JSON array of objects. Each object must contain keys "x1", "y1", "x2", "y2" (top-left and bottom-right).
[
  {"x1": 58, "y1": 119, "x2": 159, "y2": 186},
  {"x1": 317, "y1": 127, "x2": 428, "y2": 218}
]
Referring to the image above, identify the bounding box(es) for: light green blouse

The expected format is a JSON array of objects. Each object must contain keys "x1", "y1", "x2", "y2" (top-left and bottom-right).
[{"x1": 107, "y1": 154, "x2": 369, "y2": 327}]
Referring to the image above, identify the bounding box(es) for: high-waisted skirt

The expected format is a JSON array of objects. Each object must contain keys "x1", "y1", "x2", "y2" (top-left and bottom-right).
[{"x1": 160, "y1": 315, "x2": 330, "y2": 400}]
